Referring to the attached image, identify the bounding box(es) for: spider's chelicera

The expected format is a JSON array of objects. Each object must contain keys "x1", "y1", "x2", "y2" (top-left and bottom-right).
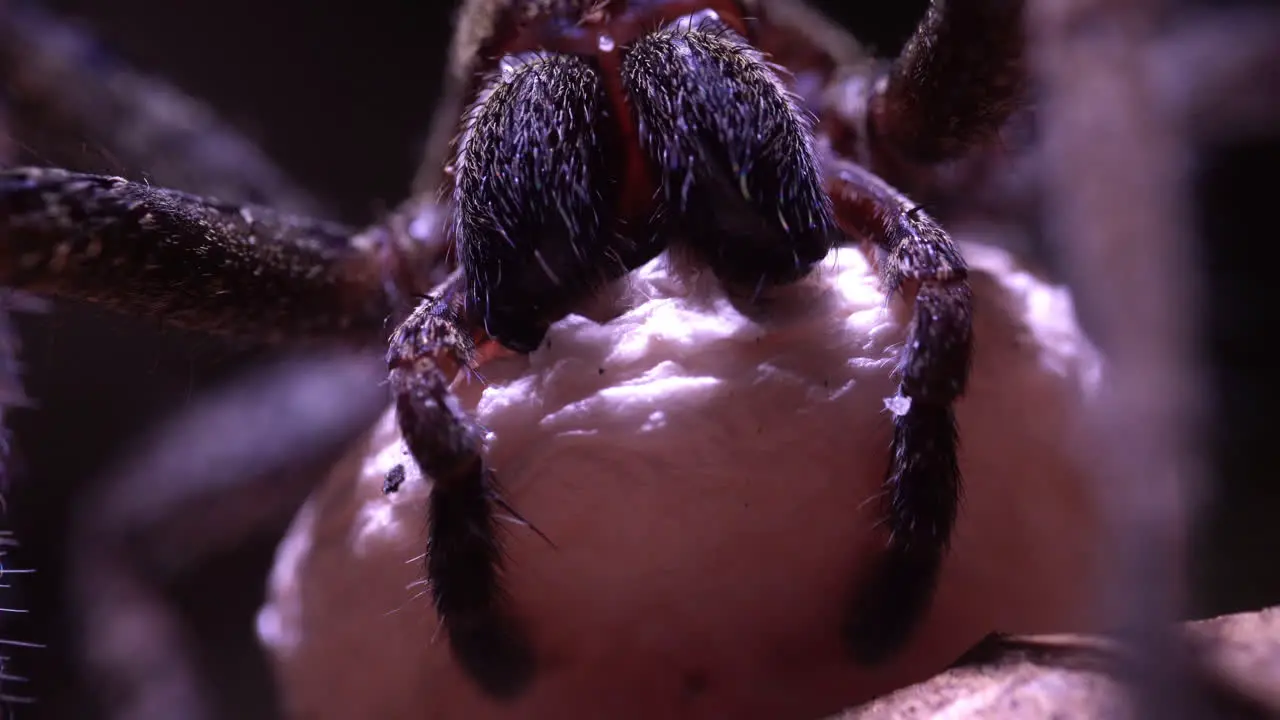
[{"x1": 0, "y1": 0, "x2": 1024, "y2": 701}]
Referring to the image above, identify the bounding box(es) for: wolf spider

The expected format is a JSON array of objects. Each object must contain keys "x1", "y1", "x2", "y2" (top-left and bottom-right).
[{"x1": 0, "y1": 0, "x2": 1024, "y2": 706}]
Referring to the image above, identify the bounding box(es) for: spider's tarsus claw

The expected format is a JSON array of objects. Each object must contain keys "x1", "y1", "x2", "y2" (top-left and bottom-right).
[
  {"x1": 428, "y1": 472, "x2": 538, "y2": 700},
  {"x1": 846, "y1": 402, "x2": 961, "y2": 662},
  {"x1": 843, "y1": 541, "x2": 945, "y2": 664}
]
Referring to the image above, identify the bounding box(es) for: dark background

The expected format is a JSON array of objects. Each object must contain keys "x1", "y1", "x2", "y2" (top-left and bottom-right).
[{"x1": 2, "y1": 0, "x2": 1276, "y2": 718}]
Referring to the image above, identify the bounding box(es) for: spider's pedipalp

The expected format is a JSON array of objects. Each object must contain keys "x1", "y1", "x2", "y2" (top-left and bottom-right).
[
  {"x1": 825, "y1": 0, "x2": 1026, "y2": 174},
  {"x1": 827, "y1": 158, "x2": 972, "y2": 664},
  {"x1": 453, "y1": 52, "x2": 635, "y2": 354},
  {"x1": 622, "y1": 16, "x2": 838, "y2": 290},
  {"x1": 387, "y1": 272, "x2": 534, "y2": 699},
  {"x1": 0, "y1": 167, "x2": 394, "y2": 343}
]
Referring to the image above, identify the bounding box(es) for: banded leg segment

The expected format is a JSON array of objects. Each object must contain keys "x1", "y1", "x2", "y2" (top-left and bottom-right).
[
  {"x1": 0, "y1": 168, "x2": 393, "y2": 343},
  {"x1": 827, "y1": 158, "x2": 972, "y2": 664},
  {"x1": 387, "y1": 271, "x2": 533, "y2": 699}
]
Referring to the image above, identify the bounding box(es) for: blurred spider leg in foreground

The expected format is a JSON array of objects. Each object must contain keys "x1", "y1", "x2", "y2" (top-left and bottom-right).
[
  {"x1": 68, "y1": 352, "x2": 388, "y2": 720},
  {"x1": 1027, "y1": 0, "x2": 1252, "y2": 715}
]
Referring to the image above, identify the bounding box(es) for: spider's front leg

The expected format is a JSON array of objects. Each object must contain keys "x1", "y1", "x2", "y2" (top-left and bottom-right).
[
  {"x1": 826, "y1": 157, "x2": 972, "y2": 663},
  {"x1": 386, "y1": 272, "x2": 533, "y2": 699}
]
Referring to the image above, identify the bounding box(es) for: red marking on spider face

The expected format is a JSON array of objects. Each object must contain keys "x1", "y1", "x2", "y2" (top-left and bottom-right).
[
  {"x1": 479, "y1": 0, "x2": 751, "y2": 223},
  {"x1": 480, "y1": 1, "x2": 749, "y2": 62}
]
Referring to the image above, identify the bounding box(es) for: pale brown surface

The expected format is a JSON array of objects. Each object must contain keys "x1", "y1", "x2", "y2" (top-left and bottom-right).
[{"x1": 837, "y1": 607, "x2": 1280, "y2": 719}]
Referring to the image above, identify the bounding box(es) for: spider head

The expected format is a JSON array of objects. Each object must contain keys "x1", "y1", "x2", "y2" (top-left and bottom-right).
[{"x1": 439, "y1": 0, "x2": 838, "y2": 352}]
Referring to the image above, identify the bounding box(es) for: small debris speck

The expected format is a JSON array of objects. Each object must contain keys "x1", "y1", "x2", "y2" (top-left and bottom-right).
[
  {"x1": 884, "y1": 394, "x2": 913, "y2": 417},
  {"x1": 383, "y1": 464, "x2": 406, "y2": 494}
]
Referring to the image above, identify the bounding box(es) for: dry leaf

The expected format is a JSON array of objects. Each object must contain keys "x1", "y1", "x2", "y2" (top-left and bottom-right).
[{"x1": 835, "y1": 607, "x2": 1280, "y2": 719}]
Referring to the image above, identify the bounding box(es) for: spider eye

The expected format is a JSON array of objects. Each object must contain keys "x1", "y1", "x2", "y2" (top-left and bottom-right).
[{"x1": 620, "y1": 14, "x2": 837, "y2": 287}]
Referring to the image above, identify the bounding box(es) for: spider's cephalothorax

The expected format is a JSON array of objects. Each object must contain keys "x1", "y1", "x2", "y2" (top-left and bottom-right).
[
  {"x1": 442, "y1": 0, "x2": 842, "y2": 355},
  {"x1": 0, "y1": 0, "x2": 1025, "y2": 705}
]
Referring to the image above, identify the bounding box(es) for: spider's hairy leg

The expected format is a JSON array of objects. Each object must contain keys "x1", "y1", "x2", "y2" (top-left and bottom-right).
[
  {"x1": 387, "y1": 272, "x2": 533, "y2": 699},
  {"x1": 0, "y1": 168, "x2": 396, "y2": 343},
  {"x1": 69, "y1": 350, "x2": 388, "y2": 720},
  {"x1": 0, "y1": 2, "x2": 317, "y2": 212},
  {"x1": 414, "y1": 49, "x2": 636, "y2": 697},
  {"x1": 825, "y1": 0, "x2": 1026, "y2": 172},
  {"x1": 621, "y1": 14, "x2": 836, "y2": 287},
  {"x1": 827, "y1": 157, "x2": 972, "y2": 664}
]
